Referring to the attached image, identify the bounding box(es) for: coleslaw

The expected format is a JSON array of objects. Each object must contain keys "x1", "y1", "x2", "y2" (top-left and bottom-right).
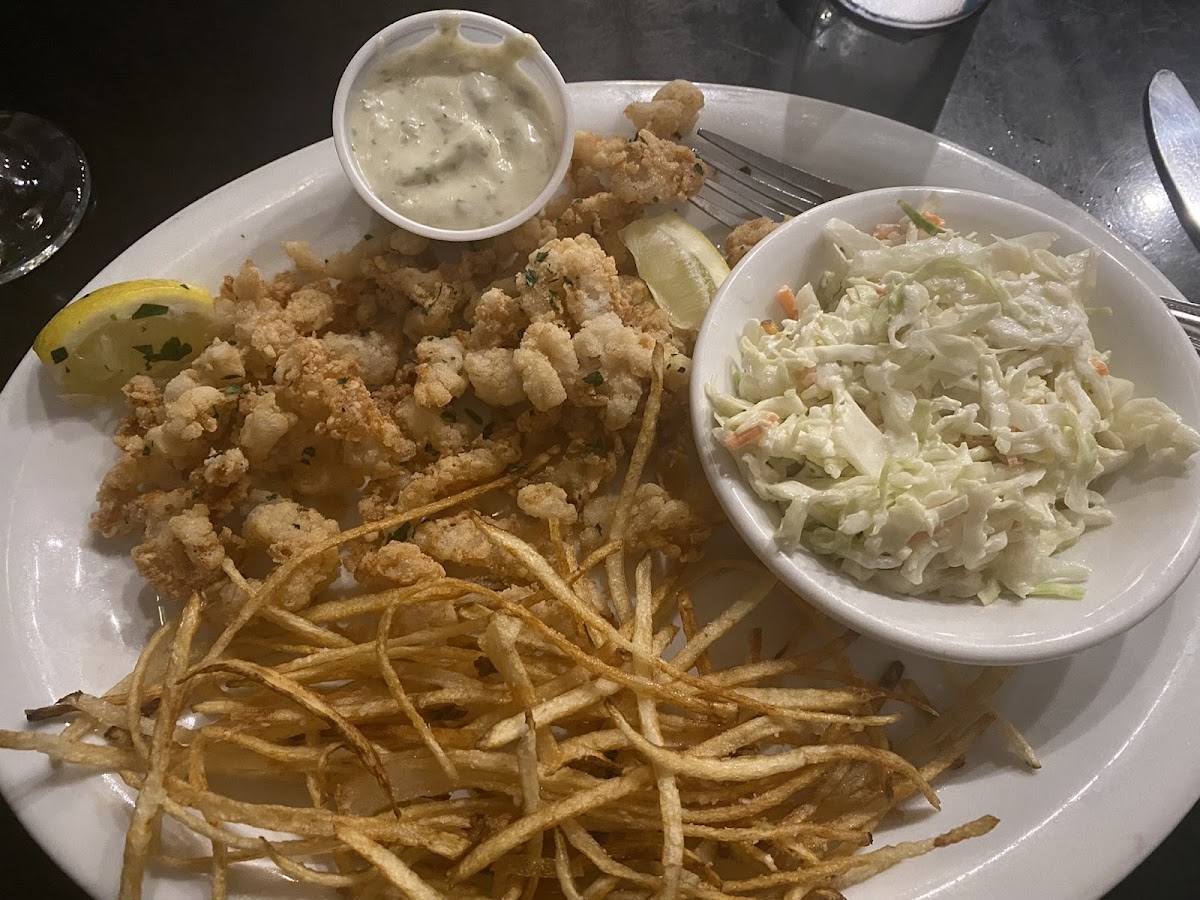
[{"x1": 709, "y1": 205, "x2": 1200, "y2": 603}]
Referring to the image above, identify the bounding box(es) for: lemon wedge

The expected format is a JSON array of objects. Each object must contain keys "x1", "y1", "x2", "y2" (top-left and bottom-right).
[
  {"x1": 619, "y1": 212, "x2": 730, "y2": 329},
  {"x1": 33, "y1": 279, "x2": 216, "y2": 395}
]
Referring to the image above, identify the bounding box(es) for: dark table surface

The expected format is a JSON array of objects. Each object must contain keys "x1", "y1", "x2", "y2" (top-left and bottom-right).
[{"x1": 2, "y1": 0, "x2": 1198, "y2": 896}]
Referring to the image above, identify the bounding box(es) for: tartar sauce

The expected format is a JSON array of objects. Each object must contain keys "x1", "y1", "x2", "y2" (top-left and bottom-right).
[{"x1": 348, "y1": 20, "x2": 559, "y2": 231}]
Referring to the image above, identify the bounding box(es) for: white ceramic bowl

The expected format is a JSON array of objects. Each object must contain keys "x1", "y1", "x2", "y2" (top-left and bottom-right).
[
  {"x1": 691, "y1": 186, "x2": 1200, "y2": 665},
  {"x1": 332, "y1": 10, "x2": 574, "y2": 242}
]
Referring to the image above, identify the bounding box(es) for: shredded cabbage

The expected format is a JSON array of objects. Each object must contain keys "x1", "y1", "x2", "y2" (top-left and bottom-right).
[{"x1": 709, "y1": 208, "x2": 1200, "y2": 603}]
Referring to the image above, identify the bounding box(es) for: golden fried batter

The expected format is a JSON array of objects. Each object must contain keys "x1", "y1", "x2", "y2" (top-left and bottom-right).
[
  {"x1": 723, "y1": 215, "x2": 781, "y2": 267},
  {"x1": 94, "y1": 82, "x2": 716, "y2": 610},
  {"x1": 624, "y1": 80, "x2": 705, "y2": 139}
]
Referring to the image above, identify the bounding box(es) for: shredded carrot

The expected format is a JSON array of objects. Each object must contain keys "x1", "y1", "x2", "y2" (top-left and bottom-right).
[
  {"x1": 761, "y1": 319, "x2": 779, "y2": 335},
  {"x1": 925, "y1": 213, "x2": 946, "y2": 228},
  {"x1": 725, "y1": 425, "x2": 766, "y2": 450},
  {"x1": 724, "y1": 413, "x2": 778, "y2": 451},
  {"x1": 872, "y1": 223, "x2": 901, "y2": 241},
  {"x1": 1091, "y1": 358, "x2": 1109, "y2": 377},
  {"x1": 776, "y1": 285, "x2": 797, "y2": 319}
]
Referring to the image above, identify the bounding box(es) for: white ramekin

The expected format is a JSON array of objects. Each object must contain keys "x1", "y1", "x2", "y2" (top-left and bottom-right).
[{"x1": 332, "y1": 9, "x2": 574, "y2": 243}]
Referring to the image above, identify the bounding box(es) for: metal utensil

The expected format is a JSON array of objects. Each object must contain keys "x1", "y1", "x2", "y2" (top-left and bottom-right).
[
  {"x1": 1149, "y1": 70, "x2": 1200, "y2": 234},
  {"x1": 692, "y1": 126, "x2": 1200, "y2": 351},
  {"x1": 688, "y1": 130, "x2": 852, "y2": 228}
]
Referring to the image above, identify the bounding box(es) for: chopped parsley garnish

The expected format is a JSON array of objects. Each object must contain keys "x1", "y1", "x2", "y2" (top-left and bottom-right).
[
  {"x1": 441, "y1": 410, "x2": 457, "y2": 423},
  {"x1": 535, "y1": 250, "x2": 549, "y2": 263},
  {"x1": 337, "y1": 377, "x2": 348, "y2": 385},
  {"x1": 693, "y1": 162, "x2": 704, "y2": 175},
  {"x1": 465, "y1": 408, "x2": 484, "y2": 426},
  {"x1": 301, "y1": 446, "x2": 316, "y2": 458},
  {"x1": 482, "y1": 422, "x2": 495, "y2": 439},
  {"x1": 524, "y1": 268, "x2": 538, "y2": 286},
  {"x1": 506, "y1": 463, "x2": 525, "y2": 474},
  {"x1": 388, "y1": 523, "x2": 413, "y2": 543},
  {"x1": 133, "y1": 336, "x2": 192, "y2": 367},
  {"x1": 583, "y1": 371, "x2": 604, "y2": 387},
  {"x1": 50, "y1": 347, "x2": 68, "y2": 365},
  {"x1": 584, "y1": 441, "x2": 604, "y2": 454},
  {"x1": 425, "y1": 442, "x2": 439, "y2": 457},
  {"x1": 222, "y1": 384, "x2": 243, "y2": 395},
  {"x1": 222, "y1": 373, "x2": 241, "y2": 379},
  {"x1": 131, "y1": 303, "x2": 170, "y2": 319},
  {"x1": 739, "y1": 164, "x2": 752, "y2": 175},
  {"x1": 141, "y1": 446, "x2": 151, "y2": 456},
  {"x1": 363, "y1": 233, "x2": 374, "y2": 241},
  {"x1": 651, "y1": 196, "x2": 660, "y2": 204}
]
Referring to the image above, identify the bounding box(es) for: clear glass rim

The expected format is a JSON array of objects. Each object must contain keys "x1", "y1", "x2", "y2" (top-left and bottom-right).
[{"x1": 0, "y1": 112, "x2": 91, "y2": 286}]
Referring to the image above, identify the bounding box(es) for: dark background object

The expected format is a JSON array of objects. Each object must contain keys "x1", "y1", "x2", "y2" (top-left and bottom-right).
[{"x1": 0, "y1": 1, "x2": 1197, "y2": 896}]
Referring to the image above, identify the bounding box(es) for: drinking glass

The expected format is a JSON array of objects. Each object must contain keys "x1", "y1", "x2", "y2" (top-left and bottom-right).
[
  {"x1": 0, "y1": 112, "x2": 90, "y2": 285},
  {"x1": 836, "y1": 0, "x2": 990, "y2": 29}
]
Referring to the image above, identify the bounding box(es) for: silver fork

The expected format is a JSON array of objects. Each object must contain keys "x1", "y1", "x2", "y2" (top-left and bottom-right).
[
  {"x1": 689, "y1": 129, "x2": 1200, "y2": 352},
  {"x1": 689, "y1": 129, "x2": 852, "y2": 229}
]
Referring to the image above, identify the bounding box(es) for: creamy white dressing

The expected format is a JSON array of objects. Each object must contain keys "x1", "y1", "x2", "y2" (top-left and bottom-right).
[{"x1": 348, "y1": 20, "x2": 558, "y2": 231}]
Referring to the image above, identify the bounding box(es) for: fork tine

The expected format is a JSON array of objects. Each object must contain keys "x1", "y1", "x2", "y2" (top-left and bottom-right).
[
  {"x1": 1156, "y1": 297, "x2": 1200, "y2": 351},
  {"x1": 697, "y1": 150, "x2": 813, "y2": 216},
  {"x1": 689, "y1": 189, "x2": 746, "y2": 230},
  {"x1": 1182, "y1": 323, "x2": 1200, "y2": 354},
  {"x1": 697, "y1": 129, "x2": 853, "y2": 201},
  {"x1": 1174, "y1": 315, "x2": 1200, "y2": 353},
  {"x1": 701, "y1": 178, "x2": 792, "y2": 221},
  {"x1": 1161, "y1": 295, "x2": 1200, "y2": 321}
]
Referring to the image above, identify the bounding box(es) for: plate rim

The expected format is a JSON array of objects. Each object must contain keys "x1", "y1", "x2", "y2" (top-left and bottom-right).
[{"x1": 0, "y1": 81, "x2": 1195, "y2": 900}]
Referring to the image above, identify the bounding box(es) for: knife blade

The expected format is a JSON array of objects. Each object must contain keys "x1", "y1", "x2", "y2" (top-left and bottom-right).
[{"x1": 1149, "y1": 70, "x2": 1200, "y2": 232}]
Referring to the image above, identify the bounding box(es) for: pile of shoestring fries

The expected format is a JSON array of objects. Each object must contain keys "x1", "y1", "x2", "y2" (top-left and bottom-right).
[{"x1": 0, "y1": 347, "x2": 1031, "y2": 899}]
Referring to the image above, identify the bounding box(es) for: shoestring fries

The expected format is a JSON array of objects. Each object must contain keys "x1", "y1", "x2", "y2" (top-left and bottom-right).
[{"x1": 0, "y1": 343, "x2": 1020, "y2": 899}]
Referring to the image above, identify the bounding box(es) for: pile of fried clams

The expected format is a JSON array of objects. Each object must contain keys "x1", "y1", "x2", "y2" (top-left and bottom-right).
[{"x1": 91, "y1": 81, "x2": 777, "y2": 617}]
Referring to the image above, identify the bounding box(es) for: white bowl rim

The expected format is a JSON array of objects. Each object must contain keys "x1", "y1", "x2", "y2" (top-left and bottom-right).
[
  {"x1": 690, "y1": 185, "x2": 1200, "y2": 665},
  {"x1": 331, "y1": 9, "x2": 575, "y2": 243}
]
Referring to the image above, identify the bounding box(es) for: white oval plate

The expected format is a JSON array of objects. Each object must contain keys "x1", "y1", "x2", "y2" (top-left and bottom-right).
[
  {"x1": 691, "y1": 186, "x2": 1200, "y2": 666},
  {"x1": 0, "y1": 82, "x2": 1198, "y2": 900}
]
